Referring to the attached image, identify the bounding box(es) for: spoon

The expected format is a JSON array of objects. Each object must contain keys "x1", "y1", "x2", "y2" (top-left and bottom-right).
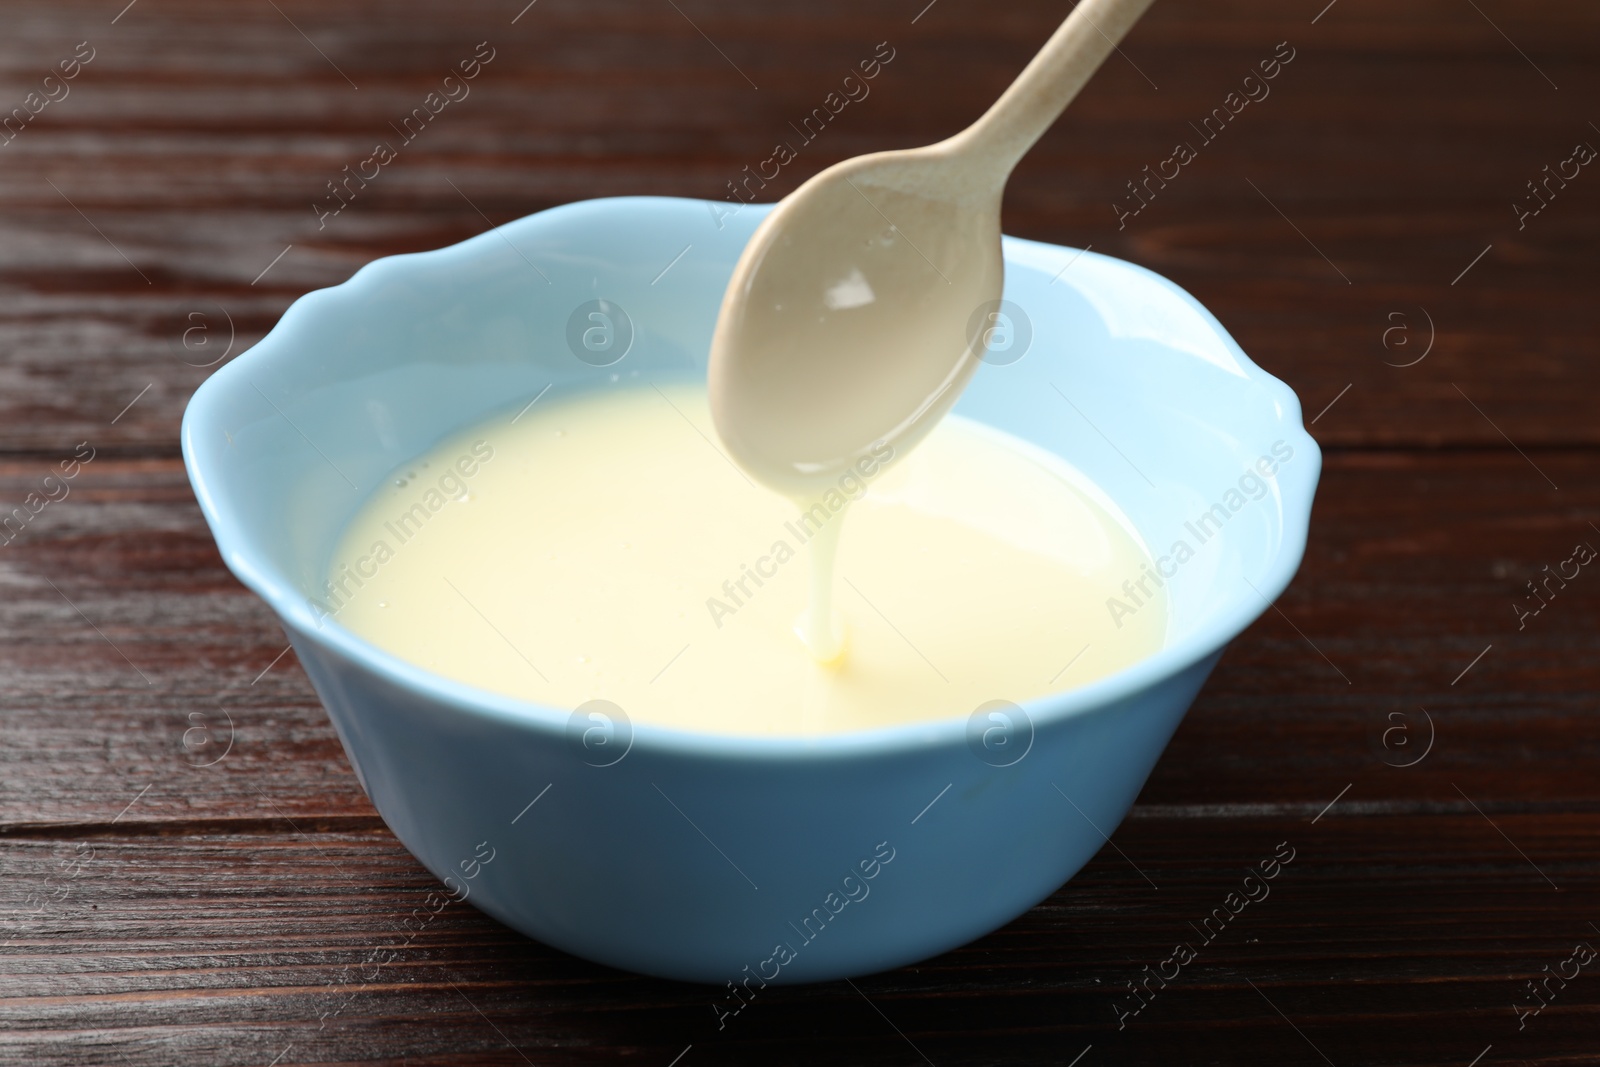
[{"x1": 708, "y1": 0, "x2": 1157, "y2": 498}]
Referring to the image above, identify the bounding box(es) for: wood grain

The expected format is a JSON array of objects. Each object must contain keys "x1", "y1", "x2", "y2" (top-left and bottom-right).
[
  {"x1": 1, "y1": 815, "x2": 1596, "y2": 1066},
  {"x1": 0, "y1": 0, "x2": 1597, "y2": 452},
  {"x1": 2, "y1": 0, "x2": 1598, "y2": 1063}
]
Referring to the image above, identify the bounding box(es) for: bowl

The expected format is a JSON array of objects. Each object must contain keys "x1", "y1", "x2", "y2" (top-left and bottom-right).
[{"x1": 182, "y1": 196, "x2": 1319, "y2": 984}]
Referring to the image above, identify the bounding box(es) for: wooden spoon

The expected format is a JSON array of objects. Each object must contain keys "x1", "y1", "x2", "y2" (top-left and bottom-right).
[{"x1": 708, "y1": 0, "x2": 1157, "y2": 498}]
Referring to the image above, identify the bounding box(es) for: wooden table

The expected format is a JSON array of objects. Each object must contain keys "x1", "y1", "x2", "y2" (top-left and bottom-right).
[{"x1": 3, "y1": 1, "x2": 1596, "y2": 1063}]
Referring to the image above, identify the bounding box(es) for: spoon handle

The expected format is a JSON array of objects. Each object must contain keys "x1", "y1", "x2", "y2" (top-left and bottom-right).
[{"x1": 952, "y1": 0, "x2": 1157, "y2": 177}]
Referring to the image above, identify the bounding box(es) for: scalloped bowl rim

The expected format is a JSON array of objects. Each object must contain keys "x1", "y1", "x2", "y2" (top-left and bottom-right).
[{"x1": 182, "y1": 195, "x2": 1320, "y2": 763}]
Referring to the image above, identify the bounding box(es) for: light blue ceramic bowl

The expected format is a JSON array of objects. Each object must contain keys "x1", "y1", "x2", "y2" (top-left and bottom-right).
[{"x1": 182, "y1": 196, "x2": 1318, "y2": 985}]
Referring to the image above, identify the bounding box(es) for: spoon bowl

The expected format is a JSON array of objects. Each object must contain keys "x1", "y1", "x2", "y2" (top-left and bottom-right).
[
  {"x1": 709, "y1": 146, "x2": 1003, "y2": 497},
  {"x1": 709, "y1": 0, "x2": 1157, "y2": 494}
]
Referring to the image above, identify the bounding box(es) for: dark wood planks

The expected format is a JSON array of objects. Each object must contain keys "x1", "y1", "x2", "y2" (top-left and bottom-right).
[
  {"x1": 2, "y1": 0, "x2": 1599, "y2": 1063},
  {"x1": 0, "y1": 0, "x2": 1597, "y2": 450},
  {"x1": 0, "y1": 814, "x2": 1595, "y2": 1067}
]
